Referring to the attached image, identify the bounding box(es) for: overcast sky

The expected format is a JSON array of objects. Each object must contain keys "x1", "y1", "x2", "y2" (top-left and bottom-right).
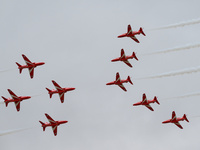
[{"x1": 0, "y1": 0, "x2": 200, "y2": 150}]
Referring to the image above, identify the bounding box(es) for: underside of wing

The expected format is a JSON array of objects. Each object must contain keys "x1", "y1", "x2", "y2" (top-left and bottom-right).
[
  {"x1": 45, "y1": 114, "x2": 56, "y2": 124},
  {"x1": 22, "y1": 54, "x2": 33, "y2": 66},
  {"x1": 116, "y1": 72, "x2": 121, "y2": 83},
  {"x1": 8, "y1": 89, "x2": 18, "y2": 100},
  {"x1": 51, "y1": 125, "x2": 58, "y2": 136},
  {"x1": 118, "y1": 84, "x2": 127, "y2": 91},
  {"x1": 174, "y1": 122, "x2": 183, "y2": 129},
  {"x1": 120, "y1": 49, "x2": 126, "y2": 59},
  {"x1": 52, "y1": 80, "x2": 63, "y2": 91},
  {"x1": 14, "y1": 101, "x2": 20, "y2": 111},
  {"x1": 172, "y1": 111, "x2": 177, "y2": 121},
  {"x1": 59, "y1": 92, "x2": 65, "y2": 103},
  {"x1": 28, "y1": 67, "x2": 34, "y2": 78},
  {"x1": 145, "y1": 104, "x2": 154, "y2": 111},
  {"x1": 127, "y1": 25, "x2": 132, "y2": 35},
  {"x1": 130, "y1": 36, "x2": 139, "y2": 43},
  {"x1": 142, "y1": 93, "x2": 147, "y2": 103},
  {"x1": 123, "y1": 60, "x2": 132, "y2": 67}
]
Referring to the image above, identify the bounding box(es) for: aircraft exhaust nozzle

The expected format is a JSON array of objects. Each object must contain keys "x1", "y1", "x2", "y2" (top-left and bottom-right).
[
  {"x1": 154, "y1": 96, "x2": 160, "y2": 105},
  {"x1": 183, "y1": 114, "x2": 189, "y2": 122},
  {"x1": 127, "y1": 76, "x2": 133, "y2": 85},
  {"x1": 16, "y1": 62, "x2": 23, "y2": 73},
  {"x1": 139, "y1": 27, "x2": 146, "y2": 36},
  {"x1": 132, "y1": 52, "x2": 138, "y2": 61}
]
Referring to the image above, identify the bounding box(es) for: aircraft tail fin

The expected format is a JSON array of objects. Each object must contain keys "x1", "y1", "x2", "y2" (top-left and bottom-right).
[
  {"x1": 2, "y1": 96, "x2": 9, "y2": 107},
  {"x1": 183, "y1": 114, "x2": 189, "y2": 122},
  {"x1": 16, "y1": 62, "x2": 23, "y2": 73},
  {"x1": 127, "y1": 76, "x2": 133, "y2": 85},
  {"x1": 139, "y1": 27, "x2": 146, "y2": 36},
  {"x1": 46, "y1": 88, "x2": 53, "y2": 98},
  {"x1": 154, "y1": 96, "x2": 160, "y2": 105},
  {"x1": 132, "y1": 52, "x2": 138, "y2": 61},
  {"x1": 39, "y1": 121, "x2": 46, "y2": 131}
]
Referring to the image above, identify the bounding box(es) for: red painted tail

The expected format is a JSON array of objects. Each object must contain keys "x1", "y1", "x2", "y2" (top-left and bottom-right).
[
  {"x1": 154, "y1": 96, "x2": 160, "y2": 105},
  {"x1": 39, "y1": 121, "x2": 46, "y2": 131},
  {"x1": 46, "y1": 88, "x2": 53, "y2": 98},
  {"x1": 16, "y1": 62, "x2": 23, "y2": 73},
  {"x1": 139, "y1": 27, "x2": 146, "y2": 36},
  {"x1": 2, "y1": 96, "x2": 9, "y2": 107},
  {"x1": 127, "y1": 76, "x2": 133, "y2": 85},
  {"x1": 183, "y1": 114, "x2": 189, "y2": 122},
  {"x1": 132, "y1": 52, "x2": 138, "y2": 61}
]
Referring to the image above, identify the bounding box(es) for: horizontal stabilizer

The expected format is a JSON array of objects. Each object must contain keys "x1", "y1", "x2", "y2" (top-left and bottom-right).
[{"x1": 16, "y1": 62, "x2": 23, "y2": 73}]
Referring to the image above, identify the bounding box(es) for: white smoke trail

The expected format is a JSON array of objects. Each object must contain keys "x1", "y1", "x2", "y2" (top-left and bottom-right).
[
  {"x1": 150, "y1": 18, "x2": 200, "y2": 30},
  {"x1": 162, "y1": 91, "x2": 200, "y2": 101},
  {"x1": 0, "y1": 127, "x2": 33, "y2": 136},
  {"x1": 189, "y1": 115, "x2": 200, "y2": 119},
  {"x1": 139, "y1": 66, "x2": 200, "y2": 79},
  {"x1": 143, "y1": 43, "x2": 200, "y2": 55},
  {"x1": 0, "y1": 68, "x2": 16, "y2": 73},
  {"x1": 31, "y1": 93, "x2": 45, "y2": 97}
]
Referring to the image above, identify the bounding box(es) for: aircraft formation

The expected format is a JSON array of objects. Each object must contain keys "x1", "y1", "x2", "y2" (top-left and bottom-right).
[
  {"x1": 106, "y1": 24, "x2": 189, "y2": 129},
  {"x1": 1, "y1": 24, "x2": 191, "y2": 137},
  {"x1": 2, "y1": 54, "x2": 75, "y2": 136}
]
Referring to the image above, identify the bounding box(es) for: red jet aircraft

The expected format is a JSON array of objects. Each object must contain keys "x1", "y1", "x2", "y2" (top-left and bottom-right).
[
  {"x1": 111, "y1": 49, "x2": 138, "y2": 68},
  {"x1": 39, "y1": 113, "x2": 68, "y2": 136},
  {"x1": 118, "y1": 24, "x2": 146, "y2": 43},
  {"x1": 106, "y1": 72, "x2": 133, "y2": 91},
  {"x1": 133, "y1": 93, "x2": 160, "y2": 111},
  {"x1": 1, "y1": 89, "x2": 31, "y2": 111},
  {"x1": 162, "y1": 111, "x2": 189, "y2": 129},
  {"x1": 16, "y1": 54, "x2": 45, "y2": 79},
  {"x1": 46, "y1": 80, "x2": 75, "y2": 103}
]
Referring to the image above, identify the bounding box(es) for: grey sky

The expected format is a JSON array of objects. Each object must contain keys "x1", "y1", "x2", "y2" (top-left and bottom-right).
[{"x1": 0, "y1": 0, "x2": 200, "y2": 150}]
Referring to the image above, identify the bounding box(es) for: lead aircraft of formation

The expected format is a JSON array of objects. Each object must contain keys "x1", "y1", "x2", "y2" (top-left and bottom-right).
[
  {"x1": 16, "y1": 54, "x2": 45, "y2": 79},
  {"x1": 118, "y1": 24, "x2": 146, "y2": 43}
]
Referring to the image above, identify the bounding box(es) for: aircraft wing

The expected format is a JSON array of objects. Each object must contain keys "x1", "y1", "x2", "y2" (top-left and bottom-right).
[
  {"x1": 28, "y1": 67, "x2": 34, "y2": 79},
  {"x1": 14, "y1": 101, "x2": 20, "y2": 111},
  {"x1": 127, "y1": 25, "x2": 132, "y2": 35},
  {"x1": 59, "y1": 92, "x2": 65, "y2": 103},
  {"x1": 52, "y1": 80, "x2": 63, "y2": 91},
  {"x1": 117, "y1": 83, "x2": 127, "y2": 91},
  {"x1": 120, "y1": 49, "x2": 126, "y2": 59},
  {"x1": 22, "y1": 54, "x2": 33, "y2": 66},
  {"x1": 8, "y1": 89, "x2": 18, "y2": 100},
  {"x1": 172, "y1": 111, "x2": 177, "y2": 121},
  {"x1": 51, "y1": 125, "x2": 58, "y2": 136},
  {"x1": 116, "y1": 72, "x2": 121, "y2": 83},
  {"x1": 123, "y1": 60, "x2": 132, "y2": 67},
  {"x1": 145, "y1": 104, "x2": 154, "y2": 111},
  {"x1": 142, "y1": 93, "x2": 147, "y2": 103},
  {"x1": 130, "y1": 36, "x2": 139, "y2": 43},
  {"x1": 45, "y1": 114, "x2": 56, "y2": 124},
  {"x1": 174, "y1": 122, "x2": 183, "y2": 129}
]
